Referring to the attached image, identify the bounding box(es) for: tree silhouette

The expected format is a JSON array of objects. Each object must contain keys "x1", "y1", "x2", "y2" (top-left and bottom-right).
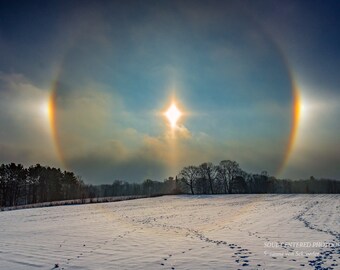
[
  {"x1": 178, "y1": 166, "x2": 199, "y2": 194},
  {"x1": 198, "y1": 162, "x2": 217, "y2": 194},
  {"x1": 216, "y1": 160, "x2": 241, "y2": 194}
]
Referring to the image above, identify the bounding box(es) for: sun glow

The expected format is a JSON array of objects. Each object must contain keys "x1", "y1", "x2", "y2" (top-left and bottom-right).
[
  {"x1": 39, "y1": 100, "x2": 51, "y2": 120},
  {"x1": 165, "y1": 103, "x2": 182, "y2": 128}
]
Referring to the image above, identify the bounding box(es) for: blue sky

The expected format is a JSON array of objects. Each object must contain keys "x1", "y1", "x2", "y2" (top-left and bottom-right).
[{"x1": 0, "y1": 0, "x2": 339, "y2": 183}]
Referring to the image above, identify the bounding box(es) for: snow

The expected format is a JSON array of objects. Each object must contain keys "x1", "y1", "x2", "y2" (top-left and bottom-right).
[
  {"x1": 1, "y1": 195, "x2": 147, "y2": 211},
  {"x1": 0, "y1": 194, "x2": 339, "y2": 270}
]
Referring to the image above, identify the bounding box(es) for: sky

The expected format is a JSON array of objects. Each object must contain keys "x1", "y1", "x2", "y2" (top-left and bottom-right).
[{"x1": 0, "y1": 0, "x2": 339, "y2": 183}]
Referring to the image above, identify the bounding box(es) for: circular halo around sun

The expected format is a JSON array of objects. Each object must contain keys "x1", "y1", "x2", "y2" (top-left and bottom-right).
[{"x1": 49, "y1": 3, "x2": 295, "y2": 181}]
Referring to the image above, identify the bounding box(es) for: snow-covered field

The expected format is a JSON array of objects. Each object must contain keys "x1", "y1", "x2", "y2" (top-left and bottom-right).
[{"x1": 0, "y1": 195, "x2": 339, "y2": 270}]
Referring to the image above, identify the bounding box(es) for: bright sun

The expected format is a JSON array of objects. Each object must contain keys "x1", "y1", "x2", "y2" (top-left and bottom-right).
[{"x1": 165, "y1": 103, "x2": 182, "y2": 128}]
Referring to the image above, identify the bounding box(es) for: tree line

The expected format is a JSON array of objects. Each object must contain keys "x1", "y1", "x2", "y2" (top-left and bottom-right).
[
  {"x1": 0, "y1": 163, "x2": 85, "y2": 207},
  {"x1": 0, "y1": 161, "x2": 339, "y2": 207},
  {"x1": 177, "y1": 160, "x2": 340, "y2": 194},
  {"x1": 0, "y1": 163, "x2": 179, "y2": 207}
]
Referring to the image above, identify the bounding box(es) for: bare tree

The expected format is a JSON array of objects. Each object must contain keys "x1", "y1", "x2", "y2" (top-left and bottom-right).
[
  {"x1": 216, "y1": 161, "x2": 228, "y2": 194},
  {"x1": 217, "y1": 160, "x2": 241, "y2": 194},
  {"x1": 178, "y1": 166, "x2": 199, "y2": 195},
  {"x1": 198, "y1": 162, "x2": 217, "y2": 194}
]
